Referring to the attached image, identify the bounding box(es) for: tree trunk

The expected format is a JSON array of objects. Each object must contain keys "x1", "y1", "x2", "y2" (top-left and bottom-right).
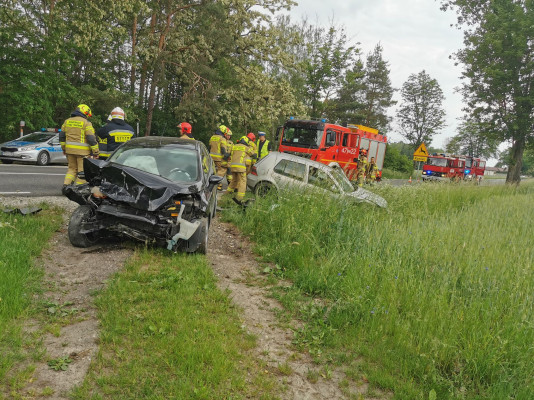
[
  {"x1": 138, "y1": 13, "x2": 157, "y2": 109},
  {"x1": 130, "y1": 15, "x2": 137, "y2": 94},
  {"x1": 506, "y1": 136, "x2": 524, "y2": 185}
]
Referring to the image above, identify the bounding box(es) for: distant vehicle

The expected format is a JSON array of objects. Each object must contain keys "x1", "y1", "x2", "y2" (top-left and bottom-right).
[
  {"x1": 276, "y1": 118, "x2": 387, "y2": 181},
  {"x1": 247, "y1": 151, "x2": 387, "y2": 208},
  {"x1": 0, "y1": 130, "x2": 66, "y2": 165},
  {"x1": 422, "y1": 154, "x2": 486, "y2": 182},
  {"x1": 64, "y1": 137, "x2": 222, "y2": 254}
]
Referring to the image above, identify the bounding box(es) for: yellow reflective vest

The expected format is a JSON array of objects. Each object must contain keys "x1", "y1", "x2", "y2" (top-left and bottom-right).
[
  {"x1": 257, "y1": 139, "x2": 270, "y2": 160},
  {"x1": 60, "y1": 116, "x2": 98, "y2": 156},
  {"x1": 209, "y1": 134, "x2": 227, "y2": 161}
]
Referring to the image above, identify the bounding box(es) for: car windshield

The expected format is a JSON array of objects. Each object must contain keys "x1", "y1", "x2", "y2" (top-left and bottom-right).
[
  {"x1": 108, "y1": 146, "x2": 199, "y2": 183},
  {"x1": 426, "y1": 157, "x2": 447, "y2": 167},
  {"x1": 19, "y1": 133, "x2": 55, "y2": 143},
  {"x1": 281, "y1": 126, "x2": 322, "y2": 149},
  {"x1": 330, "y1": 166, "x2": 354, "y2": 193}
]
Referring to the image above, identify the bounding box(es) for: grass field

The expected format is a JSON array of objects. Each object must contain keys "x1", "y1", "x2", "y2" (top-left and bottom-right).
[
  {"x1": 0, "y1": 206, "x2": 63, "y2": 384},
  {"x1": 223, "y1": 182, "x2": 534, "y2": 399}
]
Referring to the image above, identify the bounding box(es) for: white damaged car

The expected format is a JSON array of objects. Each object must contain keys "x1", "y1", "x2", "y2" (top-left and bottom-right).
[{"x1": 247, "y1": 152, "x2": 387, "y2": 208}]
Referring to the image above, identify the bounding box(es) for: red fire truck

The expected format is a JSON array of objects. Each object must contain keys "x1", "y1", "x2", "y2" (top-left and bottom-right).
[
  {"x1": 422, "y1": 154, "x2": 466, "y2": 181},
  {"x1": 422, "y1": 154, "x2": 486, "y2": 181},
  {"x1": 276, "y1": 118, "x2": 387, "y2": 181}
]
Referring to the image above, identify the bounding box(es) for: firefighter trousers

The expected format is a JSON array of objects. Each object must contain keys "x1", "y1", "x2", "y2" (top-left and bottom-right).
[
  {"x1": 64, "y1": 154, "x2": 87, "y2": 185},
  {"x1": 227, "y1": 171, "x2": 246, "y2": 200}
]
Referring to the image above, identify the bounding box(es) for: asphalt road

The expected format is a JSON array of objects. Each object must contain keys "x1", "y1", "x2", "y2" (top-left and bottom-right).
[{"x1": 0, "y1": 163, "x2": 66, "y2": 196}]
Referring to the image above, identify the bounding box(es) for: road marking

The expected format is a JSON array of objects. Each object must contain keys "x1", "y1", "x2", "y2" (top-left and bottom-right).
[
  {"x1": 0, "y1": 172, "x2": 64, "y2": 176},
  {"x1": 0, "y1": 192, "x2": 32, "y2": 194}
]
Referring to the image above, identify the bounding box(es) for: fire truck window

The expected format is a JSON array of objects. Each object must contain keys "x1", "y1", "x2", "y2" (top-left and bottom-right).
[
  {"x1": 325, "y1": 130, "x2": 336, "y2": 147},
  {"x1": 273, "y1": 159, "x2": 306, "y2": 181},
  {"x1": 342, "y1": 134, "x2": 348, "y2": 146},
  {"x1": 281, "y1": 126, "x2": 322, "y2": 148}
]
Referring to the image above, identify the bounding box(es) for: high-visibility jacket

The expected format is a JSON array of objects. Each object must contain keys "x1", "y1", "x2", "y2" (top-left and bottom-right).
[
  {"x1": 357, "y1": 156, "x2": 368, "y2": 178},
  {"x1": 257, "y1": 139, "x2": 270, "y2": 160},
  {"x1": 230, "y1": 138, "x2": 255, "y2": 172},
  {"x1": 367, "y1": 162, "x2": 378, "y2": 179},
  {"x1": 209, "y1": 132, "x2": 227, "y2": 161},
  {"x1": 221, "y1": 139, "x2": 233, "y2": 168},
  {"x1": 96, "y1": 119, "x2": 135, "y2": 158},
  {"x1": 60, "y1": 112, "x2": 99, "y2": 156}
]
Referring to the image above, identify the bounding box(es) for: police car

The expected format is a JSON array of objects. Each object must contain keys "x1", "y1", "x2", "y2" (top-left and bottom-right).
[{"x1": 0, "y1": 129, "x2": 66, "y2": 165}]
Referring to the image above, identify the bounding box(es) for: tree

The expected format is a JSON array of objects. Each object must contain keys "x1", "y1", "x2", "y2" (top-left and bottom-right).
[
  {"x1": 396, "y1": 70, "x2": 446, "y2": 149},
  {"x1": 441, "y1": 0, "x2": 534, "y2": 184},
  {"x1": 445, "y1": 115, "x2": 500, "y2": 159},
  {"x1": 360, "y1": 43, "x2": 396, "y2": 133}
]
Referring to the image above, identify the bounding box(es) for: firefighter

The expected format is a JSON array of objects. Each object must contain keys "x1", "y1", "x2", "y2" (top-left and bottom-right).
[
  {"x1": 60, "y1": 104, "x2": 99, "y2": 189},
  {"x1": 209, "y1": 125, "x2": 230, "y2": 181},
  {"x1": 366, "y1": 156, "x2": 379, "y2": 185},
  {"x1": 227, "y1": 134, "x2": 256, "y2": 204},
  {"x1": 178, "y1": 122, "x2": 194, "y2": 139},
  {"x1": 221, "y1": 128, "x2": 234, "y2": 189},
  {"x1": 356, "y1": 149, "x2": 368, "y2": 187},
  {"x1": 256, "y1": 131, "x2": 272, "y2": 160},
  {"x1": 245, "y1": 132, "x2": 256, "y2": 174},
  {"x1": 96, "y1": 107, "x2": 135, "y2": 159}
]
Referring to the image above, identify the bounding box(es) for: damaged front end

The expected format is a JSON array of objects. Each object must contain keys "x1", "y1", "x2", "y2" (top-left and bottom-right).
[{"x1": 65, "y1": 158, "x2": 212, "y2": 253}]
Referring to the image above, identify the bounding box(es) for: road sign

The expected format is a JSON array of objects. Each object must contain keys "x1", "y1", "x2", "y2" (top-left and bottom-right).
[{"x1": 413, "y1": 143, "x2": 428, "y2": 161}]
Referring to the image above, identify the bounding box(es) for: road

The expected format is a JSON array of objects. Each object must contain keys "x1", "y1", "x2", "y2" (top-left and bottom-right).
[{"x1": 0, "y1": 164, "x2": 66, "y2": 196}]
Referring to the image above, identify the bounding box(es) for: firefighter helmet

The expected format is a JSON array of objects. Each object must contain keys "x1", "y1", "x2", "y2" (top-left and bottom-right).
[
  {"x1": 76, "y1": 104, "x2": 92, "y2": 118},
  {"x1": 247, "y1": 132, "x2": 256, "y2": 142},
  {"x1": 360, "y1": 148, "x2": 367, "y2": 156},
  {"x1": 219, "y1": 125, "x2": 228, "y2": 134},
  {"x1": 178, "y1": 122, "x2": 192, "y2": 134},
  {"x1": 111, "y1": 107, "x2": 125, "y2": 120},
  {"x1": 226, "y1": 128, "x2": 232, "y2": 136}
]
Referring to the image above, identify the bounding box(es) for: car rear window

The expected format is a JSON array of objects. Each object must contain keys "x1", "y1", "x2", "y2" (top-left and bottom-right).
[{"x1": 273, "y1": 159, "x2": 306, "y2": 181}]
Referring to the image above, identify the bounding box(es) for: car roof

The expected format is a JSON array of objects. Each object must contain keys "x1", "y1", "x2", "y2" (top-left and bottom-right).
[
  {"x1": 122, "y1": 136, "x2": 202, "y2": 151},
  {"x1": 267, "y1": 151, "x2": 333, "y2": 171}
]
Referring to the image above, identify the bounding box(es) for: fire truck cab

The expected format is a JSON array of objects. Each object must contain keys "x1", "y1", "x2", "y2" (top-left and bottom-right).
[
  {"x1": 422, "y1": 154, "x2": 466, "y2": 181},
  {"x1": 276, "y1": 118, "x2": 387, "y2": 181},
  {"x1": 463, "y1": 156, "x2": 486, "y2": 180}
]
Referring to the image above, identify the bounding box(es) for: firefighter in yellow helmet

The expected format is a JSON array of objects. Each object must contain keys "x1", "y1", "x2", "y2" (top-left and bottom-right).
[
  {"x1": 221, "y1": 127, "x2": 233, "y2": 189},
  {"x1": 209, "y1": 125, "x2": 230, "y2": 186},
  {"x1": 227, "y1": 134, "x2": 257, "y2": 204},
  {"x1": 60, "y1": 104, "x2": 99, "y2": 190},
  {"x1": 356, "y1": 148, "x2": 368, "y2": 187}
]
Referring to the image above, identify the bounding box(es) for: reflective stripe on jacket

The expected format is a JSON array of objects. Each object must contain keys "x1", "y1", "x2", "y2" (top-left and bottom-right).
[
  {"x1": 230, "y1": 140, "x2": 255, "y2": 172},
  {"x1": 221, "y1": 139, "x2": 233, "y2": 167},
  {"x1": 209, "y1": 133, "x2": 226, "y2": 161},
  {"x1": 97, "y1": 119, "x2": 135, "y2": 157},
  {"x1": 60, "y1": 115, "x2": 98, "y2": 156}
]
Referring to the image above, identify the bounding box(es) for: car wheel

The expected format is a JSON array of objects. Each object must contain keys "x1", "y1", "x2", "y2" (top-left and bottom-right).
[
  {"x1": 194, "y1": 218, "x2": 209, "y2": 254},
  {"x1": 254, "y1": 182, "x2": 276, "y2": 197},
  {"x1": 1, "y1": 160, "x2": 14, "y2": 164},
  {"x1": 68, "y1": 205, "x2": 100, "y2": 248},
  {"x1": 36, "y1": 151, "x2": 50, "y2": 166}
]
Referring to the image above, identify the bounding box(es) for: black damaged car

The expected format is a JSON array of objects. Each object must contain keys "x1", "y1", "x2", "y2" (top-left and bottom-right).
[{"x1": 64, "y1": 137, "x2": 222, "y2": 254}]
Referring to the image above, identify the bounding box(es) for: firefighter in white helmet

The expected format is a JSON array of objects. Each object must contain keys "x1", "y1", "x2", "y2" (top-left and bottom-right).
[
  {"x1": 96, "y1": 107, "x2": 135, "y2": 159},
  {"x1": 60, "y1": 103, "x2": 99, "y2": 190}
]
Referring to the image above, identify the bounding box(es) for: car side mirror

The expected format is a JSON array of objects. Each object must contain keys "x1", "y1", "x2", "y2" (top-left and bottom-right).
[{"x1": 208, "y1": 175, "x2": 223, "y2": 187}]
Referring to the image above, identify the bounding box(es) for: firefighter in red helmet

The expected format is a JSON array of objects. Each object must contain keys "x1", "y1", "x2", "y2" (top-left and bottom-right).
[
  {"x1": 178, "y1": 122, "x2": 193, "y2": 139},
  {"x1": 60, "y1": 103, "x2": 99, "y2": 192}
]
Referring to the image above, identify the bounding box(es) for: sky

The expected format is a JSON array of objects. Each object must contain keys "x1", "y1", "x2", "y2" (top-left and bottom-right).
[{"x1": 283, "y1": 0, "x2": 466, "y2": 150}]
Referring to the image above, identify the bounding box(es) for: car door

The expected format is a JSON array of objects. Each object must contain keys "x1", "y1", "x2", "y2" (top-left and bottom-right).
[{"x1": 48, "y1": 135, "x2": 66, "y2": 163}]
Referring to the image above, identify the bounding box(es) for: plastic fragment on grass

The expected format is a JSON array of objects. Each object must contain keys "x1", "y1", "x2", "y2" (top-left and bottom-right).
[{"x1": 2, "y1": 206, "x2": 42, "y2": 215}]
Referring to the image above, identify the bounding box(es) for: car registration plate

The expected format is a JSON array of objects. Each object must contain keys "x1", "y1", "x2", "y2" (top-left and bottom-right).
[{"x1": 2, "y1": 151, "x2": 14, "y2": 156}]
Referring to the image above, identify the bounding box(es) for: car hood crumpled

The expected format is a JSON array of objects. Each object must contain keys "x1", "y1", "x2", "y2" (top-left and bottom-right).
[
  {"x1": 84, "y1": 158, "x2": 207, "y2": 212},
  {"x1": 346, "y1": 186, "x2": 388, "y2": 208}
]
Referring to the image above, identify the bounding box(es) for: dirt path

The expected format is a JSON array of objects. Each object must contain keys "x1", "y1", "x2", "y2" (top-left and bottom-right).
[{"x1": 2, "y1": 196, "x2": 367, "y2": 399}]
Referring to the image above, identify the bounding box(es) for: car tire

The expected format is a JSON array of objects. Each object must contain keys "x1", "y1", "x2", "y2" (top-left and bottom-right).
[
  {"x1": 68, "y1": 205, "x2": 99, "y2": 248},
  {"x1": 36, "y1": 151, "x2": 50, "y2": 166},
  {"x1": 194, "y1": 217, "x2": 209, "y2": 255},
  {"x1": 254, "y1": 182, "x2": 276, "y2": 197},
  {"x1": 1, "y1": 160, "x2": 14, "y2": 164}
]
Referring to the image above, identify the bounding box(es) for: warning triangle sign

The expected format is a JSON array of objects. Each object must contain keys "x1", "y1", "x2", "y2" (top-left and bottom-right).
[{"x1": 413, "y1": 143, "x2": 428, "y2": 157}]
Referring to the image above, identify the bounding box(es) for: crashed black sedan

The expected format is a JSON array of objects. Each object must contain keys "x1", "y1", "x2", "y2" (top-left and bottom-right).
[{"x1": 64, "y1": 137, "x2": 222, "y2": 254}]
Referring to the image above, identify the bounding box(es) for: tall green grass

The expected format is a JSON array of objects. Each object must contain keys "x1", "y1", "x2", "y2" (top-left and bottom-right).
[
  {"x1": 224, "y1": 183, "x2": 534, "y2": 399},
  {"x1": 0, "y1": 207, "x2": 62, "y2": 383}
]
